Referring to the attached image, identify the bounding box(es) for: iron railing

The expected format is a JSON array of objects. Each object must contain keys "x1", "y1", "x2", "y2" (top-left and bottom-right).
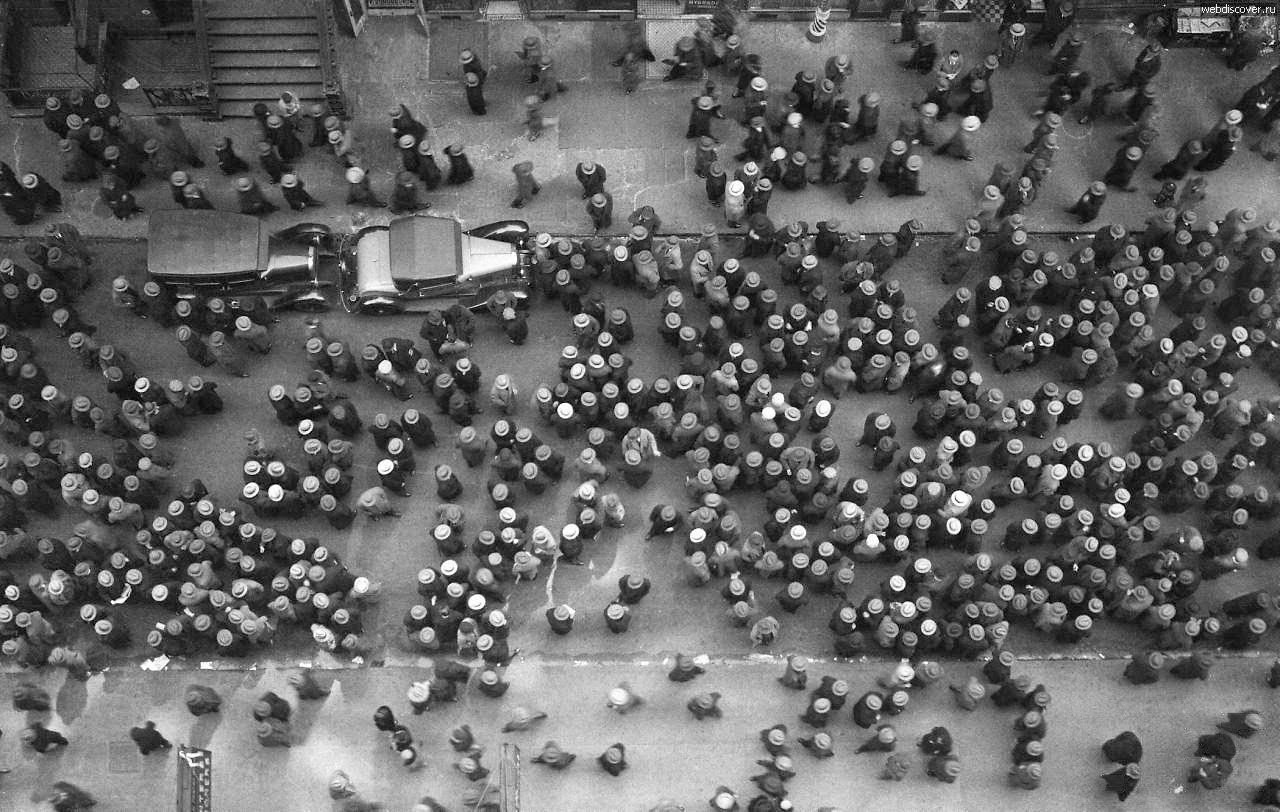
[
  {"x1": 192, "y1": 0, "x2": 219, "y2": 119},
  {"x1": 0, "y1": 9, "x2": 104, "y2": 110},
  {"x1": 315, "y1": 0, "x2": 348, "y2": 118}
]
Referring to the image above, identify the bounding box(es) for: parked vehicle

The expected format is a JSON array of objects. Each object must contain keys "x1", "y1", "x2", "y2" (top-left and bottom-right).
[
  {"x1": 146, "y1": 210, "x2": 533, "y2": 314},
  {"x1": 338, "y1": 214, "x2": 533, "y2": 314}
]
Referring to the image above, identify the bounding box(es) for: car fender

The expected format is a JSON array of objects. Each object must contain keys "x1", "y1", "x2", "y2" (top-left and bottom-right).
[{"x1": 465, "y1": 220, "x2": 530, "y2": 245}]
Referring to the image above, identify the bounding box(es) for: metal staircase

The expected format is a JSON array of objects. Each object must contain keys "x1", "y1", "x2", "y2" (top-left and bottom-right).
[{"x1": 200, "y1": 0, "x2": 343, "y2": 119}]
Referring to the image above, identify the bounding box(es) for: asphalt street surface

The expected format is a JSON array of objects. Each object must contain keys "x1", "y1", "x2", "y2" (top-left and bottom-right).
[
  {"x1": 0, "y1": 233, "x2": 1276, "y2": 810},
  {"x1": 1, "y1": 12, "x2": 1280, "y2": 812}
]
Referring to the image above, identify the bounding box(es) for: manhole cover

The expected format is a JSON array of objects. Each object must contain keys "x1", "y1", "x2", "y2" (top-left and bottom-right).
[{"x1": 108, "y1": 741, "x2": 142, "y2": 773}]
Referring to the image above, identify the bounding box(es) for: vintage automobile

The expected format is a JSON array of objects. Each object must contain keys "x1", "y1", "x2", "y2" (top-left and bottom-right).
[
  {"x1": 146, "y1": 210, "x2": 533, "y2": 314},
  {"x1": 337, "y1": 214, "x2": 533, "y2": 314},
  {"x1": 147, "y1": 210, "x2": 334, "y2": 311}
]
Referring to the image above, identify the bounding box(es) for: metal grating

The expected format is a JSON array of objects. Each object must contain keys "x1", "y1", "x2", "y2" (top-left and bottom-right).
[
  {"x1": 108, "y1": 741, "x2": 142, "y2": 773},
  {"x1": 971, "y1": 0, "x2": 1003, "y2": 23},
  {"x1": 637, "y1": 0, "x2": 685, "y2": 17},
  {"x1": 369, "y1": 0, "x2": 417, "y2": 7},
  {"x1": 644, "y1": 19, "x2": 698, "y2": 78},
  {"x1": 485, "y1": 0, "x2": 527, "y2": 17}
]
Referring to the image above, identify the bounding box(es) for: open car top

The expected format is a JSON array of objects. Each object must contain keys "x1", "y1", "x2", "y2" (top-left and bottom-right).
[{"x1": 147, "y1": 210, "x2": 268, "y2": 282}]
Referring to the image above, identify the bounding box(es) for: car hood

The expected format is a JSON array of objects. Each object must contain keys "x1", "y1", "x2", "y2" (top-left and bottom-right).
[{"x1": 147, "y1": 210, "x2": 268, "y2": 280}]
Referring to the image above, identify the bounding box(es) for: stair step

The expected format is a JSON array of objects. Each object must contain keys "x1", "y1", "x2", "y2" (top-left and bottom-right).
[
  {"x1": 212, "y1": 67, "x2": 323, "y2": 85},
  {"x1": 210, "y1": 51, "x2": 321, "y2": 69},
  {"x1": 219, "y1": 100, "x2": 311, "y2": 118},
  {"x1": 206, "y1": 17, "x2": 318, "y2": 35},
  {"x1": 204, "y1": 0, "x2": 317, "y2": 18},
  {"x1": 207, "y1": 33, "x2": 319, "y2": 52},
  {"x1": 213, "y1": 83, "x2": 326, "y2": 101}
]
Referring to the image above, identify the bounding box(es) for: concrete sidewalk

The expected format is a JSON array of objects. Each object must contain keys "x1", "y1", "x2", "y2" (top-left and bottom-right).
[
  {"x1": 1, "y1": 19, "x2": 1277, "y2": 242},
  {"x1": 0, "y1": 656, "x2": 1276, "y2": 811}
]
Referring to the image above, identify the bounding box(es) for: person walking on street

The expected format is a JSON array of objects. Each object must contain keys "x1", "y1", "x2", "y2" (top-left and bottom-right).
[
  {"x1": 235, "y1": 176, "x2": 277, "y2": 216},
  {"x1": 1103, "y1": 146, "x2": 1143, "y2": 191},
  {"x1": 21, "y1": 721, "x2": 69, "y2": 753},
  {"x1": 1102, "y1": 763, "x2": 1141, "y2": 802},
  {"x1": 185, "y1": 684, "x2": 223, "y2": 715},
  {"x1": 1065, "y1": 180, "x2": 1107, "y2": 223},
  {"x1": 345, "y1": 167, "x2": 385, "y2": 207},
  {"x1": 537, "y1": 55, "x2": 567, "y2": 101},
  {"x1": 517, "y1": 36, "x2": 543, "y2": 84},
  {"x1": 510, "y1": 162, "x2": 541, "y2": 209},
  {"x1": 155, "y1": 114, "x2": 204, "y2": 167},
  {"x1": 129, "y1": 720, "x2": 172, "y2": 755},
  {"x1": 464, "y1": 72, "x2": 486, "y2": 116},
  {"x1": 576, "y1": 161, "x2": 607, "y2": 198},
  {"x1": 281, "y1": 173, "x2": 323, "y2": 210},
  {"x1": 587, "y1": 192, "x2": 614, "y2": 232}
]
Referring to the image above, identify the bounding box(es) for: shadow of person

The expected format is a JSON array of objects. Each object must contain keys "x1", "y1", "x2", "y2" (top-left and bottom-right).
[
  {"x1": 55, "y1": 675, "x2": 88, "y2": 725},
  {"x1": 187, "y1": 712, "x2": 223, "y2": 750}
]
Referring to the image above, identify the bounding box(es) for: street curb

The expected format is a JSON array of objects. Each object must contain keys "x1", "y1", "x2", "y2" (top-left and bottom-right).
[{"x1": 3, "y1": 647, "x2": 1276, "y2": 675}]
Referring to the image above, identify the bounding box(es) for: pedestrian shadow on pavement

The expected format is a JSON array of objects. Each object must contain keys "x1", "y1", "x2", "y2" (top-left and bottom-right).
[
  {"x1": 187, "y1": 712, "x2": 222, "y2": 750},
  {"x1": 55, "y1": 675, "x2": 87, "y2": 725}
]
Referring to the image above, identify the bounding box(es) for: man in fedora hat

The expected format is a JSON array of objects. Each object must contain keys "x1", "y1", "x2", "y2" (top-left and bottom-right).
[
  {"x1": 154, "y1": 114, "x2": 203, "y2": 167},
  {"x1": 1065, "y1": 180, "x2": 1107, "y2": 223},
  {"x1": 1195, "y1": 125, "x2": 1242, "y2": 171},
  {"x1": 128, "y1": 720, "x2": 172, "y2": 755},
  {"x1": 937, "y1": 115, "x2": 981, "y2": 160},
  {"x1": 389, "y1": 171, "x2": 427, "y2": 214},
  {"x1": 459, "y1": 47, "x2": 486, "y2": 84},
  {"x1": 523, "y1": 95, "x2": 546, "y2": 142},
  {"x1": 516, "y1": 35, "x2": 542, "y2": 83},
  {"x1": 1120, "y1": 41, "x2": 1163, "y2": 90},
  {"x1": 214, "y1": 136, "x2": 250, "y2": 175},
  {"x1": 281, "y1": 173, "x2": 323, "y2": 210},
  {"x1": 575, "y1": 160, "x2": 607, "y2": 199},
  {"x1": 390, "y1": 103, "x2": 427, "y2": 142},
  {"x1": 687, "y1": 95, "x2": 720, "y2": 140},
  {"x1": 510, "y1": 161, "x2": 540, "y2": 209},
  {"x1": 235, "y1": 176, "x2": 277, "y2": 216},
  {"x1": 587, "y1": 192, "x2": 613, "y2": 233},
  {"x1": 537, "y1": 54, "x2": 567, "y2": 101},
  {"x1": 598, "y1": 742, "x2": 628, "y2": 775},
  {"x1": 662, "y1": 36, "x2": 702, "y2": 81},
  {"x1": 546, "y1": 603, "x2": 575, "y2": 635},
  {"x1": 20, "y1": 173, "x2": 61, "y2": 213},
  {"x1": 345, "y1": 167, "x2": 385, "y2": 207},
  {"x1": 463, "y1": 72, "x2": 486, "y2": 115},
  {"x1": 255, "y1": 141, "x2": 289, "y2": 184},
  {"x1": 531, "y1": 741, "x2": 576, "y2": 769},
  {"x1": 1103, "y1": 762, "x2": 1141, "y2": 801},
  {"x1": 1103, "y1": 146, "x2": 1143, "y2": 191}
]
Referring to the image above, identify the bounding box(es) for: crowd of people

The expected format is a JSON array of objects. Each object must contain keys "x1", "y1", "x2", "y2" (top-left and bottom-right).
[
  {"x1": 0, "y1": 223, "x2": 381, "y2": 677},
  {"x1": 1, "y1": 0, "x2": 1280, "y2": 809}
]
